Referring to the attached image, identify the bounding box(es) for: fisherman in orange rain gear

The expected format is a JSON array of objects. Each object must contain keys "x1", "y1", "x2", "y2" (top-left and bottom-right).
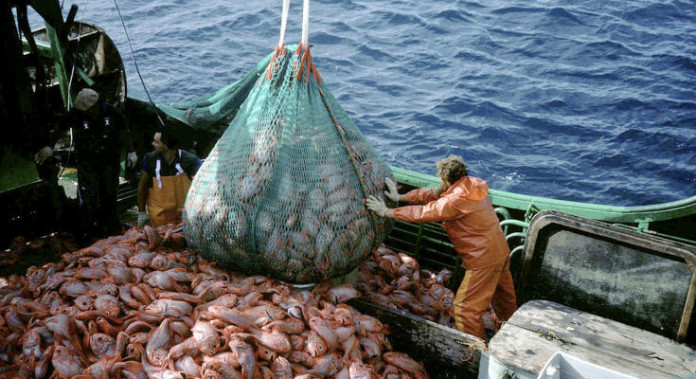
[
  {"x1": 137, "y1": 129, "x2": 202, "y2": 228},
  {"x1": 366, "y1": 155, "x2": 517, "y2": 340}
]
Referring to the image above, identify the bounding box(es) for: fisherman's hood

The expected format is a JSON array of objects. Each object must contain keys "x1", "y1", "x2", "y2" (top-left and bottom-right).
[{"x1": 445, "y1": 176, "x2": 489, "y2": 201}]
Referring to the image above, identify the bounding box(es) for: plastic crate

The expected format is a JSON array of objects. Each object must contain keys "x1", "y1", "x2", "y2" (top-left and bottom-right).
[{"x1": 537, "y1": 352, "x2": 636, "y2": 379}]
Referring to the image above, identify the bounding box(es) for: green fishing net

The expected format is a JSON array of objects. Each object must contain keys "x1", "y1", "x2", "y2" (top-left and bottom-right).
[
  {"x1": 156, "y1": 55, "x2": 271, "y2": 138},
  {"x1": 180, "y1": 44, "x2": 394, "y2": 283}
]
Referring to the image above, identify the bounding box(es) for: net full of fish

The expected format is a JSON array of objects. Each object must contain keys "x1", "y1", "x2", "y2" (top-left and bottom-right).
[
  {"x1": 0, "y1": 225, "x2": 430, "y2": 378},
  {"x1": 183, "y1": 44, "x2": 395, "y2": 284}
]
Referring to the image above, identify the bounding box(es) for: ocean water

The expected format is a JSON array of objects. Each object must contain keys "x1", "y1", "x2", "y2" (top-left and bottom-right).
[{"x1": 28, "y1": 0, "x2": 696, "y2": 206}]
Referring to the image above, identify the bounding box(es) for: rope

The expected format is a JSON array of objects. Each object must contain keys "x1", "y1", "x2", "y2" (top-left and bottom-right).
[
  {"x1": 112, "y1": 0, "x2": 165, "y2": 127},
  {"x1": 461, "y1": 340, "x2": 487, "y2": 363},
  {"x1": 265, "y1": 0, "x2": 291, "y2": 80},
  {"x1": 535, "y1": 329, "x2": 575, "y2": 350},
  {"x1": 301, "y1": 0, "x2": 310, "y2": 49},
  {"x1": 278, "y1": 0, "x2": 291, "y2": 48}
]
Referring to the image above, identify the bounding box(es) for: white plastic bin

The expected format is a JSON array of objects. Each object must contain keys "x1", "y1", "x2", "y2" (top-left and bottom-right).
[{"x1": 537, "y1": 352, "x2": 637, "y2": 379}]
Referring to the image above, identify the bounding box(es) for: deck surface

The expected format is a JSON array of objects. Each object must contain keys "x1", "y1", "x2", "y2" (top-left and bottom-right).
[{"x1": 488, "y1": 300, "x2": 696, "y2": 378}]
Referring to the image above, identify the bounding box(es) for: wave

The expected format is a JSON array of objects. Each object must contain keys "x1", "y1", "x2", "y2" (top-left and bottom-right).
[{"x1": 545, "y1": 7, "x2": 585, "y2": 25}]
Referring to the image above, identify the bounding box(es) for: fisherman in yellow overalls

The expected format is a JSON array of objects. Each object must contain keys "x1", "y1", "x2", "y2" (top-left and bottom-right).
[{"x1": 137, "y1": 130, "x2": 202, "y2": 227}]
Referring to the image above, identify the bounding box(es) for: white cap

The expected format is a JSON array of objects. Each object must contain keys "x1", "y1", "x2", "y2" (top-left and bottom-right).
[{"x1": 74, "y1": 88, "x2": 99, "y2": 111}]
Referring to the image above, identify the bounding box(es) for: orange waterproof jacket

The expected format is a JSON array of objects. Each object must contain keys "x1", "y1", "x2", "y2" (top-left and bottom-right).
[{"x1": 393, "y1": 176, "x2": 509, "y2": 269}]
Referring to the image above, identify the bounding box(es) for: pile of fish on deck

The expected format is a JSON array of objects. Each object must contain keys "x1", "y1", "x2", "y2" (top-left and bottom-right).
[
  {"x1": 0, "y1": 225, "x2": 429, "y2": 378},
  {"x1": 357, "y1": 245, "x2": 456, "y2": 328}
]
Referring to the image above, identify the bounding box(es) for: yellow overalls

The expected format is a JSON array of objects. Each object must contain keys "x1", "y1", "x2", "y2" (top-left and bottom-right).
[{"x1": 146, "y1": 150, "x2": 192, "y2": 227}]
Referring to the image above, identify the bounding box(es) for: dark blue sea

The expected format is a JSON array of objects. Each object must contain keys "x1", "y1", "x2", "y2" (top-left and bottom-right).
[{"x1": 29, "y1": 0, "x2": 696, "y2": 206}]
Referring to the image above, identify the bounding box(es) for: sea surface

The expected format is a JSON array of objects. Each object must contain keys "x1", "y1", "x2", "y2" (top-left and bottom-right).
[{"x1": 28, "y1": 0, "x2": 696, "y2": 206}]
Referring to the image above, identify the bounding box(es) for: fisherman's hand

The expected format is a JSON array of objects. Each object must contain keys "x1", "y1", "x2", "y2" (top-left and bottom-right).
[
  {"x1": 366, "y1": 195, "x2": 389, "y2": 217},
  {"x1": 34, "y1": 146, "x2": 53, "y2": 165},
  {"x1": 137, "y1": 211, "x2": 150, "y2": 227},
  {"x1": 384, "y1": 178, "x2": 400, "y2": 202},
  {"x1": 127, "y1": 151, "x2": 138, "y2": 169}
]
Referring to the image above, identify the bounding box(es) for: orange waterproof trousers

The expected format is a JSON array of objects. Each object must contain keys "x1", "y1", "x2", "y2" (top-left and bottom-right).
[
  {"x1": 453, "y1": 257, "x2": 517, "y2": 340},
  {"x1": 147, "y1": 173, "x2": 191, "y2": 227}
]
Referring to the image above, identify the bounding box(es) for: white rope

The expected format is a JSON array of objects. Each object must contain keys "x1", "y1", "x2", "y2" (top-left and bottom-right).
[
  {"x1": 278, "y1": 0, "x2": 291, "y2": 47},
  {"x1": 301, "y1": 0, "x2": 309, "y2": 48}
]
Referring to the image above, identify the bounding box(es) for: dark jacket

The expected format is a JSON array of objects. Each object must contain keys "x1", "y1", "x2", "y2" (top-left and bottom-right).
[{"x1": 68, "y1": 102, "x2": 125, "y2": 165}]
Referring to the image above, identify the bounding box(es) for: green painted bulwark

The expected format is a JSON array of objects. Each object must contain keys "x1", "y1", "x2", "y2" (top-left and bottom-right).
[{"x1": 0, "y1": 149, "x2": 40, "y2": 192}]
